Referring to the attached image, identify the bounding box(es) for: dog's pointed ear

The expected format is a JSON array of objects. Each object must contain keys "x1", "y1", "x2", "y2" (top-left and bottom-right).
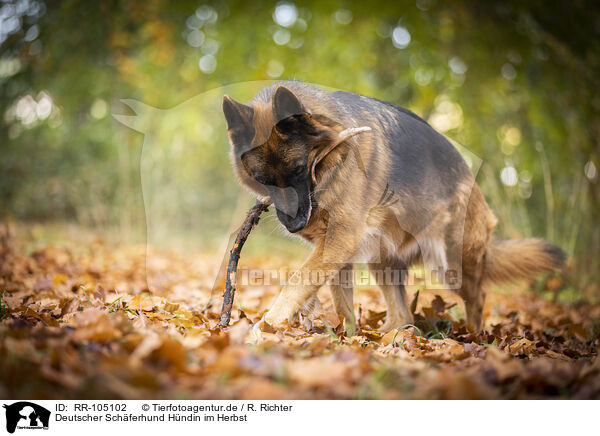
[
  {"x1": 273, "y1": 86, "x2": 306, "y2": 122},
  {"x1": 223, "y1": 94, "x2": 254, "y2": 131},
  {"x1": 223, "y1": 95, "x2": 254, "y2": 147}
]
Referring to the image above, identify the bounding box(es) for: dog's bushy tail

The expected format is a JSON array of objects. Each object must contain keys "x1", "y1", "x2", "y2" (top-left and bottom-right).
[{"x1": 484, "y1": 238, "x2": 566, "y2": 284}]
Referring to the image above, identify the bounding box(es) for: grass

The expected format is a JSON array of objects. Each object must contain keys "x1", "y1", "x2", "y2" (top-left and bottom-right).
[
  {"x1": 323, "y1": 321, "x2": 342, "y2": 345},
  {"x1": 0, "y1": 291, "x2": 7, "y2": 320},
  {"x1": 415, "y1": 320, "x2": 454, "y2": 340},
  {"x1": 107, "y1": 295, "x2": 124, "y2": 313}
]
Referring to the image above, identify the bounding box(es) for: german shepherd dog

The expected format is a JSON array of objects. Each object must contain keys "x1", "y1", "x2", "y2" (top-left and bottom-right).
[{"x1": 222, "y1": 81, "x2": 565, "y2": 332}]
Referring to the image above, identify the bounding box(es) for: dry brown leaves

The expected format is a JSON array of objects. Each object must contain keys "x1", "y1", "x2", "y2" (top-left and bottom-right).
[{"x1": 1, "y1": 227, "x2": 599, "y2": 400}]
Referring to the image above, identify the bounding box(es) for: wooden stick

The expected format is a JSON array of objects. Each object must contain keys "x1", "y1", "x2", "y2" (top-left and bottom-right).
[{"x1": 218, "y1": 200, "x2": 270, "y2": 327}]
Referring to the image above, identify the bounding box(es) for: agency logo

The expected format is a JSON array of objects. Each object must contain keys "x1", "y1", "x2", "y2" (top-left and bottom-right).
[{"x1": 2, "y1": 402, "x2": 50, "y2": 434}]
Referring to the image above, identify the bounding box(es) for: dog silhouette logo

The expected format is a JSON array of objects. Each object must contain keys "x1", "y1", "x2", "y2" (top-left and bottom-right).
[{"x1": 3, "y1": 402, "x2": 50, "y2": 433}]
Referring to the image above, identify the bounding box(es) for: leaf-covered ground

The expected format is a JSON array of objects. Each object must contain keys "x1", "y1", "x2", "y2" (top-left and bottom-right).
[{"x1": 1, "y1": 227, "x2": 599, "y2": 400}]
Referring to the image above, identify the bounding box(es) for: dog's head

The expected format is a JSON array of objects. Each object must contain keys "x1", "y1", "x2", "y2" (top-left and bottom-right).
[{"x1": 222, "y1": 85, "x2": 340, "y2": 233}]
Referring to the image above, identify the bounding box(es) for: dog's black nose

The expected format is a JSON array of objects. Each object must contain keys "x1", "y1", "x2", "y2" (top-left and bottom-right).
[
  {"x1": 286, "y1": 217, "x2": 307, "y2": 233},
  {"x1": 277, "y1": 210, "x2": 307, "y2": 233}
]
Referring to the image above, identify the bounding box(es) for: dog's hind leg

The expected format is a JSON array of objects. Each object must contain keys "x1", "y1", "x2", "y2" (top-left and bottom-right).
[
  {"x1": 368, "y1": 257, "x2": 413, "y2": 332},
  {"x1": 457, "y1": 255, "x2": 486, "y2": 332}
]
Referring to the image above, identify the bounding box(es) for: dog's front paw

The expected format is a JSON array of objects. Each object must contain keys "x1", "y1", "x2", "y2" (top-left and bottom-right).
[
  {"x1": 262, "y1": 287, "x2": 308, "y2": 329},
  {"x1": 263, "y1": 308, "x2": 292, "y2": 329},
  {"x1": 246, "y1": 308, "x2": 293, "y2": 345}
]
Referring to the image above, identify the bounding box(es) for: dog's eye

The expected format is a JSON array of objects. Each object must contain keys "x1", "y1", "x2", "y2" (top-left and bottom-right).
[
  {"x1": 276, "y1": 117, "x2": 299, "y2": 134},
  {"x1": 292, "y1": 166, "x2": 305, "y2": 176},
  {"x1": 253, "y1": 173, "x2": 271, "y2": 185}
]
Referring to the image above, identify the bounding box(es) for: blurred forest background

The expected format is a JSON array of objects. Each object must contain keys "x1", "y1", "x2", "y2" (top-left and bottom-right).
[{"x1": 1, "y1": 0, "x2": 599, "y2": 292}]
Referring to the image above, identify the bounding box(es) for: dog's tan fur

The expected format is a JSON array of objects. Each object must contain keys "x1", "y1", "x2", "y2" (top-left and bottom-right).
[{"x1": 223, "y1": 81, "x2": 565, "y2": 332}]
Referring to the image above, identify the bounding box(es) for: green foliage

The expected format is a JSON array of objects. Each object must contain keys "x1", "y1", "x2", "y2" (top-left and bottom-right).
[{"x1": 0, "y1": 0, "x2": 598, "y2": 283}]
